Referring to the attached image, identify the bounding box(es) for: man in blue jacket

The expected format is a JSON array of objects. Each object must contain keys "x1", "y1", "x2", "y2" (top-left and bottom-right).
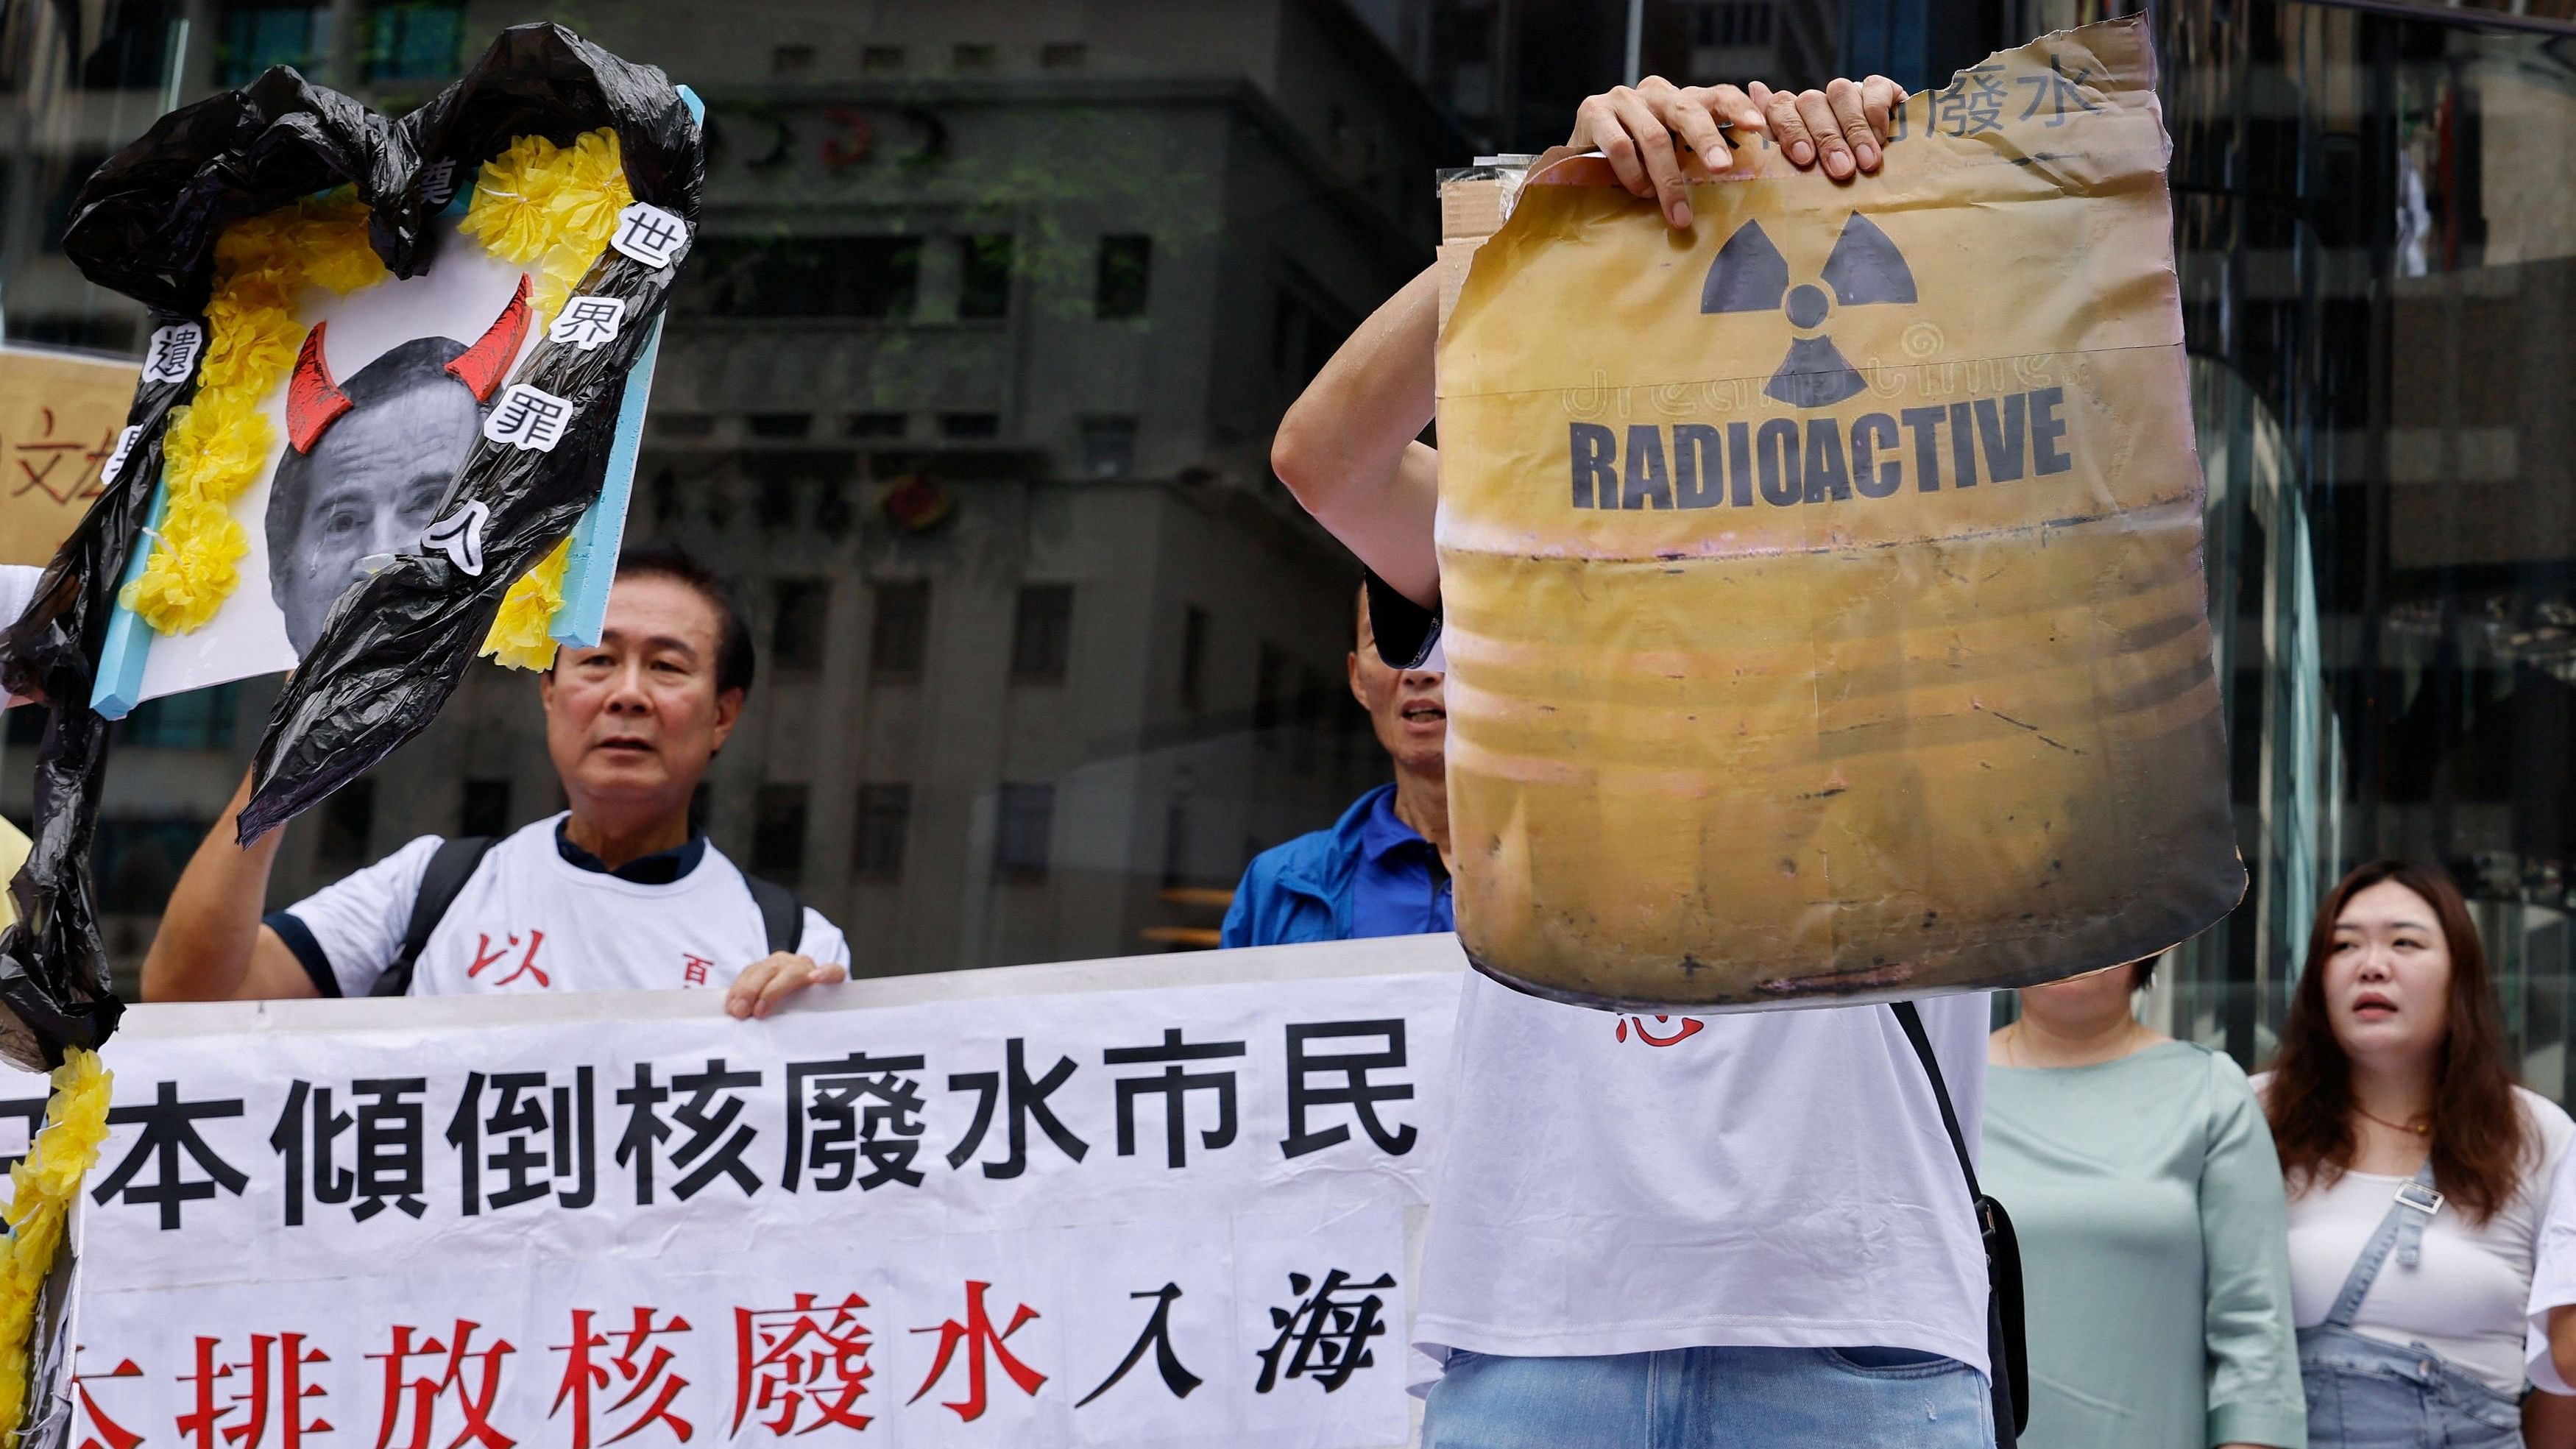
[{"x1": 1222, "y1": 583, "x2": 1452, "y2": 947}]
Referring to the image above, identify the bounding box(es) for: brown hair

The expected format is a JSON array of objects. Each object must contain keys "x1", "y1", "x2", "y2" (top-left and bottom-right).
[{"x1": 2262, "y1": 860, "x2": 2530, "y2": 1224}]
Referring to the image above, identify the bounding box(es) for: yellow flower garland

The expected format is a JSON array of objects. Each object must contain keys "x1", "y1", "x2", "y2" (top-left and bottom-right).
[
  {"x1": 464, "y1": 128, "x2": 635, "y2": 673},
  {"x1": 0, "y1": 1048, "x2": 112, "y2": 1449},
  {"x1": 125, "y1": 194, "x2": 387, "y2": 634},
  {"x1": 129, "y1": 131, "x2": 636, "y2": 668}
]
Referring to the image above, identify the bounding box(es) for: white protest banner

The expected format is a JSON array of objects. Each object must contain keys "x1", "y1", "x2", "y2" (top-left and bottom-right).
[{"x1": 6, "y1": 936, "x2": 1468, "y2": 1449}]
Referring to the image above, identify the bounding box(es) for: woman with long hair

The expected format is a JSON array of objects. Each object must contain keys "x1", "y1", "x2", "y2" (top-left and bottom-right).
[{"x1": 2262, "y1": 860, "x2": 2576, "y2": 1447}]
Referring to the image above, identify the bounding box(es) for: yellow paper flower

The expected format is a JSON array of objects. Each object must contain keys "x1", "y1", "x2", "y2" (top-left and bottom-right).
[
  {"x1": 0, "y1": 1048, "x2": 112, "y2": 1449},
  {"x1": 481, "y1": 535, "x2": 574, "y2": 670},
  {"x1": 464, "y1": 127, "x2": 631, "y2": 327}
]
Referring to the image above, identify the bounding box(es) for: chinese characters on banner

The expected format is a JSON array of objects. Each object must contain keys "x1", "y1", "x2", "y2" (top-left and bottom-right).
[
  {"x1": 16, "y1": 941, "x2": 1465, "y2": 1448},
  {"x1": 0, "y1": 346, "x2": 144, "y2": 567}
]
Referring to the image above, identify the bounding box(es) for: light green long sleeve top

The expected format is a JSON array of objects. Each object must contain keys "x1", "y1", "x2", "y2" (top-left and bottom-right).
[{"x1": 1984, "y1": 1040, "x2": 2307, "y2": 1449}]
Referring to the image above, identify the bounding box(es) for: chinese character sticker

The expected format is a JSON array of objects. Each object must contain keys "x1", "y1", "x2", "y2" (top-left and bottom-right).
[
  {"x1": 548, "y1": 297, "x2": 626, "y2": 351},
  {"x1": 483, "y1": 384, "x2": 576, "y2": 453},
  {"x1": 96, "y1": 424, "x2": 142, "y2": 489},
  {"x1": 421, "y1": 158, "x2": 460, "y2": 208},
  {"x1": 422, "y1": 500, "x2": 491, "y2": 576},
  {"x1": 144, "y1": 323, "x2": 205, "y2": 386},
  {"x1": 609, "y1": 204, "x2": 691, "y2": 269}
]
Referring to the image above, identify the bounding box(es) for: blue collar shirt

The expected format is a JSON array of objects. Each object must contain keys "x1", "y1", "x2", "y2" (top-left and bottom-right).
[{"x1": 1348, "y1": 786, "x2": 1455, "y2": 940}]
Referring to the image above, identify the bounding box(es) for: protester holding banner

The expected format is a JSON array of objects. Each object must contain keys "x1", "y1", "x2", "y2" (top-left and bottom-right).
[
  {"x1": 1984, "y1": 960, "x2": 2304, "y2": 1449},
  {"x1": 142, "y1": 545, "x2": 850, "y2": 1018},
  {"x1": 1222, "y1": 583, "x2": 1451, "y2": 948},
  {"x1": 2260, "y1": 861, "x2": 2572, "y2": 1447},
  {"x1": 1271, "y1": 74, "x2": 2015, "y2": 1448}
]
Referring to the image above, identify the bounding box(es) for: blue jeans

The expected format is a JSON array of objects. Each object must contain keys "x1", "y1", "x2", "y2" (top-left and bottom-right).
[
  {"x1": 2299, "y1": 1325, "x2": 2522, "y2": 1449},
  {"x1": 1423, "y1": 1345, "x2": 1995, "y2": 1448}
]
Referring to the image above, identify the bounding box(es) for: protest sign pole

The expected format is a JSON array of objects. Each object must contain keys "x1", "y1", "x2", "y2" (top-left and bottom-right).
[
  {"x1": 548, "y1": 84, "x2": 701, "y2": 651},
  {"x1": 88, "y1": 484, "x2": 164, "y2": 721}
]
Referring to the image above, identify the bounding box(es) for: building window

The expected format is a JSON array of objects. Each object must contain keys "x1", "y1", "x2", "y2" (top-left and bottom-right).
[
  {"x1": 994, "y1": 782, "x2": 1055, "y2": 881},
  {"x1": 940, "y1": 413, "x2": 999, "y2": 440},
  {"x1": 952, "y1": 43, "x2": 997, "y2": 71},
  {"x1": 80, "y1": 2, "x2": 177, "y2": 89},
  {"x1": 771, "y1": 43, "x2": 816, "y2": 77},
  {"x1": 1079, "y1": 417, "x2": 1138, "y2": 478},
  {"x1": 1180, "y1": 605, "x2": 1209, "y2": 710},
  {"x1": 1273, "y1": 286, "x2": 1345, "y2": 383},
  {"x1": 364, "y1": 1, "x2": 464, "y2": 81},
  {"x1": 1691, "y1": 1, "x2": 1774, "y2": 46},
  {"x1": 747, "y1": 412, "x2": 811, "y2": 439},
  {"x1": 860, "y1": 44, "x2": 905, "y2": 72},
  {"x1": 771, "y1": 578, "x2": 830, "y2": 673},
  {"x1": 460, "y1": 779, "x2": 512, "y2": 837},
  {"x1": 1254, "y1": 642, "x2": 1290, "y2": 743},
  {"x1": 92, "y1": 818, "x2": 207, "y2": 915},
  {"x1": 1041, "y1": 43, "x2": 1086, "y2": 70},
  {"x1": 854, "y1": 783, "x2": 911, "y2": 879},
  {"x1": 316, "y1": 779, "x2": 375, "y2": 865},
  {"x1": 957, "y1": 234, "x2": 1013, "y2": 320},
  {"x1": 847, "y1": 413, "x2": 907, "y2": 439},
  {"x1": 657, "y1": 413, "x2": 716, "y2": 439},
  {"x1": 1096, "y1": 235, "x2": 1152, "y2": 319},
  {"x1": 1010, "y1": 584, "x2": 1075, "y2": 685},
  {"x1": 869, "y1": 581, "x2": 931, "y2": 684},
  {"x1": 216, "y1": 2, "x2": 330, "y2": 86},
  {"x1": 120, "y1": 684, "x2": 238, "y2": 749},
  {"x1": 752, "y1": 784, "x2": 810, "y2": 887},
  {"x1": 41, "y1": 153, "x2": 110, "y2": 254},
  {"x1": 693, "y1": 237, "x2": 921, "y2": 320}
]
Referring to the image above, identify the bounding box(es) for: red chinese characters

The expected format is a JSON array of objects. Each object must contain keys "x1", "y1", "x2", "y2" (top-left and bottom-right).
[
  {"x1": 369, "y1": 1322, "x2": 516, "y2": 1449},
  {"x1": 907, "y1": 1282, "x2": 1045, "y2": 1423},
  {"x1": 551, "y1": 1308, "x2": 694, "y2": 1448},
  {"x1": 74, "y1": 1356, "x2": 146, "y2": 1449},
  {"x1": 467, "y1": 932, "x2": 551, "y2": 990},
  {"x1": 177, "y1": 1333, "x2": 332, "y2": 1449},
  {"x1": 732, "y1": 1293, "x2": 874, "y2": 1436}
]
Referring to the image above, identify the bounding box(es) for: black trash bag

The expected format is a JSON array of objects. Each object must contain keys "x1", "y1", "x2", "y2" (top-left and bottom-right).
[
  {"x1": 0, "y1": 333, "x2": 196, "y2": 1070},
  {"x1": 0, "y1": 23, "x2": 700, "y2": 1065}
]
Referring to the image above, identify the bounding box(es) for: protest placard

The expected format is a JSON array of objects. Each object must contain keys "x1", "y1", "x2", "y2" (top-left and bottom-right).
[
  {"x1": 0, "y1": 349, "x2": 140, "y2": 567},
  {"x1": 1434, "y1": 16, "x2": 2242, "y2": 1010},
  {"x1": 10, "y1": 936, "x2": 1466, "y2": 1449}
]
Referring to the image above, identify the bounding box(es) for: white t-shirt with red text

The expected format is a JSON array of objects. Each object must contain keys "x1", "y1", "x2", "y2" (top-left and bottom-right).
[
  {"x1": 275, "y1": 814, "x2": 849, "y2": 997},
  {"x1": 1412, "y1": 973, "x2": 1994, "y2": 1381}
]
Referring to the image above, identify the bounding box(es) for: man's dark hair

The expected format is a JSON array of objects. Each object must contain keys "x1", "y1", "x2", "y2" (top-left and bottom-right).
[
  {"x1": 613, "y1": 542, "x2": 757, "y2": 697},
  {"x1": 264, "y1": 336, "x2": 472, "y2": 562}
]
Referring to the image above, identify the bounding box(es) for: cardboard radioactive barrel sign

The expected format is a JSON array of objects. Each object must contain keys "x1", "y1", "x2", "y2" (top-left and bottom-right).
[{"x1": 1434, "y1": 15, "x2": 2243, "y2": 1010}]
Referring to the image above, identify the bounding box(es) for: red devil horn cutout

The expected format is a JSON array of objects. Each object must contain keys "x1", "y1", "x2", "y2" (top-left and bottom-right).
[
  {"x1": 444, "y1": 274, "x2": 532, "y2": 403},
  {"x1": 286, "y1": 322, "x2": 353, "y2": 454}
]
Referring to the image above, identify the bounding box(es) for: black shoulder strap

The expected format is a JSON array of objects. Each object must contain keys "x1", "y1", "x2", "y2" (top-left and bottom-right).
[
  {"x1": 743, "y1": 874, "x2": 804, "y2": 955},
  {"x1": 1892, "y1": 998, "x2": 2030, "y2": 1442},
  {"x1": 1889, "y1": 999, "x2": 1980, "y2": 1197},
  {"x1": 372, "y1": 836, "x2": 497, "y2": 998}
]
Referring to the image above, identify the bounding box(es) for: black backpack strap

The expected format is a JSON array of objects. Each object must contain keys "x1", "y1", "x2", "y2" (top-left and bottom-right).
[
  {"x1": 743, "y1": 874, "x2": 804, "y2": 955},
  {"x1": 372, "y1": 836, "x2": 496, "y2": 998},
  {"x1": 1890, "y1": 999, "x2": 2029, "y2": 1444}
]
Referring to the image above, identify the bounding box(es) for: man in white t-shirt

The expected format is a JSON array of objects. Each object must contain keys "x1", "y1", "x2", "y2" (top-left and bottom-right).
[
  {"x1": 141, "y1": 545, "x2": 850, "y2": 1016},
  {"x1": 1271, "y1": 76, "x2": 2002, "y2": 1446}
]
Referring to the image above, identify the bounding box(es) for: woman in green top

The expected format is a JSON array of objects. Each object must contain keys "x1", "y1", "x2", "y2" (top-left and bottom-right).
[{"x1": 1986, "y1": 959, "x2": 2307, "y2": 1449}]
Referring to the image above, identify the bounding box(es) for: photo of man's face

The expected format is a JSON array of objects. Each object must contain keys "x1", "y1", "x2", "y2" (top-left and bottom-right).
[{"x1": 265, "y1": 336, "x2": 485, "y2": 653}]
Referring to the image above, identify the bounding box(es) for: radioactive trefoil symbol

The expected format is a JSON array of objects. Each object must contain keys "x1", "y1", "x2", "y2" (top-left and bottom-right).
[{"x1": 1702, "y1": 212, "x2": 1916, "y2": 409}]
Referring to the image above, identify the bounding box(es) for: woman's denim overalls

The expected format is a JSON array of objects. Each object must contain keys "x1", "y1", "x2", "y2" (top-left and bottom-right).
[{"x1": 2298, "y1": 1161, "x2": 2524, "y2": 1448}]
